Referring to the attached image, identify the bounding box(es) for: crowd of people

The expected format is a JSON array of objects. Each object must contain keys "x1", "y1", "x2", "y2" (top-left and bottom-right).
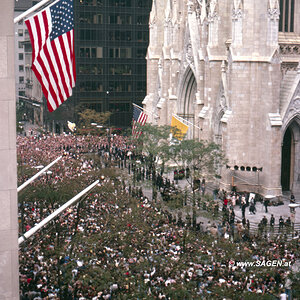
[{"x1": 17, "y1": 132, "x2": 300, "y2": 299}]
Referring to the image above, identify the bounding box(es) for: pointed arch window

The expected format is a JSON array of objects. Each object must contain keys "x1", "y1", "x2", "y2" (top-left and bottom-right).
[{"x1": 279, "y1": 0, "x2": 295, "y2": 32}]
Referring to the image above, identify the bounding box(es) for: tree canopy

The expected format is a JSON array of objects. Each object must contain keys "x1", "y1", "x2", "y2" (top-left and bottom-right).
[
  {"x1": 77, "y1": 109, "x2": 111, "y2": 135},
  {"x1": 168, "y1": 138, "x2": 226, "y2": 189},
  {"x1": 130, "y1": 122, "x2": 226, "y2": 188}
]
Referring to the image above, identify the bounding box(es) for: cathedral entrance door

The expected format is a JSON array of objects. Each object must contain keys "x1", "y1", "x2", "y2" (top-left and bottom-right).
[
  {"x1": 281, "y1": 127, "x2": 293, "y2": 191},
  {"x1": 281, "y1": 121, "x2": 300, "y2": 192}
]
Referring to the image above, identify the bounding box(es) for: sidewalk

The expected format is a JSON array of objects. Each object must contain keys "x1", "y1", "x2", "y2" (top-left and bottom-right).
[{"x1": 133, "y1": 172, "x2": 300, "y2": 231}]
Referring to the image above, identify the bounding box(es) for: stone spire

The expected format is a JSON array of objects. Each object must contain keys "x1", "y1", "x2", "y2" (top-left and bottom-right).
[
  {"x1": 165, "y1": 0, "x2": 172, "y2": 22},
  {"x1": 268, "y1": 0, "x2": 279, "y2": 11},
  {"x1": 208, "y1": 0, "x2": 219, "y2": 47},
  {"x1": 268, "y1": 0, "x2": 280, "y2": 20},
  {"x1": 209, "y1": 0, "x2": 218, "y2": 17},
  {"x1": 164, "y1": 0, "x2": 173, "y2": 48},
  {"x1": 200, "y1": 0, "x2": 207, "y2": 24},
  {"x1": 233, "y1": 0, "x2": 243, "y2": 11},
  {"x1": 232, "y1": 0, "x2": 243, "y2": 47},
  {"x1": 149, "y1": 0, "x2": 157, "y2": 25},
  {"x1": 267, "y1": 0, "x2": 280, "y2": 47},
  {"x1": 172, "y1": 0, "x2": 178, "y2": 26},
  {"x1": 187, "y1": 0, "x2": 194, "y2": 14},
  {"x1": 232, "y1": 0, "x2": 243, "y2": 20}
]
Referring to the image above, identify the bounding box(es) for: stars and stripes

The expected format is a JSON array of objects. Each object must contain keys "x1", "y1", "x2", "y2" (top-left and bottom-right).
[
  {"x1": 132, "y1": 105, "x2": 148, "y2": 139},
  {"x1": 25, "y1": 0, "x2": 76, "y2": 112}
]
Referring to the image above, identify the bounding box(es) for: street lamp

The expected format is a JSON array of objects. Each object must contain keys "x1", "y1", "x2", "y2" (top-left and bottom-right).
[{"x1": 106, "y1": 90, "x2": 110, "y2": 112}]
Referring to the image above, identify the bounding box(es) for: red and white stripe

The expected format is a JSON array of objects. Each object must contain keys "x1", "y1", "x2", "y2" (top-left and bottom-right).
[
  {"x1": 132, "y1": 111, "x2": 148, "y2": 139},
  {"x1": 25, "y1": 8, "x2": 76, "y2": 112}
]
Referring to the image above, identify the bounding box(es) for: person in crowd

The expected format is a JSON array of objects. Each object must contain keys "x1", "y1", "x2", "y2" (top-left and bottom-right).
[
  {"x1": 17, "y1": 133, "x2": 299, "y2": 299},
  {"x1": 270, "y1": 214, "x2": 275, "y2": 232},
  {"x1": 264, "y1": 198, "x2": 269, "y2": 213},
  {"x1": 279, "y1": 216, "x2": 285, "y2": 232},
  {"x1": 290, "y1": 193, "x2": 295, "y2": 204}
]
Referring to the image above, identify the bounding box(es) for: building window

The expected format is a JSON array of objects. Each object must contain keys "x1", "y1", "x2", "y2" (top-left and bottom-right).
[
  {"x1": 19, "y1": 65, "x2": 24, "y2": 72},
  {"x1": 19, "y1": 76, "x2": 24, "y2": 84},
  {"x1": 279, "y1": 0, "x2": 295, "y2": 32},
  {"x1": 109, "y1": 102, "x2": 130, "y2": 112},
  {"x1": 84, "y1": 102, "x2": 102, "y2": 112},
  {"x1": 137, "y1": 31, "x2": 148, "y2": 42},
  {"x1": 18, "y1": 29, "x2": 23, "y2": 37},
  {"x1": 136, "y1": 48, "x2": 146, "y2": 58},
  {"x1": 137, "y1": 81, "x2": 146, "y2": 92},
  {"x1": 79, "y1": 64, "x2": 103, "y2": 74},
  {"x1": 137, "y1": 15, "x2": 149, "y2": 25},
  {"x1": 79, "y1": 0, "x2": 103, "y2": 6},
  {"x1": 79, "y1": 82, "x2": 103, "y2": 92},
  {"x1": 109, "y1": 64, "x2": 132, "y2": 75},
  {"x1": 18, "y1": 41, "x2": 23, "y2": 49},
  {"x1": 109, "y1": 47, "x2": 132, "y2": 58},
  {"x1": 109, "y1": 14, "x2": 132, "y2": 25},
  {"x1": 79, "y1": 30, "x2": 96, "y2": 40},
  {"x1": 93, "y1": 14, "x2": 103, "y2": 24},
  {"x1": 79, "y1": 13, "x2": 91, "y2": 24},
  {"x1": 137, "y1": 1, "x2": 151, "y2": 8},
  {"x1": 110, "y1": 0, "x2": 131, "y2": 7},
  {"x1": 109, "y1": 31, "x2": 132, "y2": 41},
  {"x1": 108, "y1": 81, "x2": 132, "y2": 92},
  {"x1": 18, "y1": 20, "x2": 23, "y2": 25},
  {"x1": 19, "y1": 53, "x2": 24, "y2": 60},
  {"x1": 79, "y1": 47, "x2": 103, "y2": 58}
]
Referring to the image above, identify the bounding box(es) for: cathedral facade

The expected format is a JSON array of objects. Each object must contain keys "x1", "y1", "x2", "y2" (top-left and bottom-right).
[{"x1": 143, "y1": 0, "x2": 300, "y2": 197}]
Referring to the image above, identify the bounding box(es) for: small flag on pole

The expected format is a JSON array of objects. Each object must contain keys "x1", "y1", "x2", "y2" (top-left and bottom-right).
[
  {"x1": 25, "y1": 0, "x2": 76, "y2": 112},
  {"x1": 132, "y1": 105, "x2": 148, "y2": 139},
  {"x1": 171, "y1": 115, "x2": 189, "y2": 140}
]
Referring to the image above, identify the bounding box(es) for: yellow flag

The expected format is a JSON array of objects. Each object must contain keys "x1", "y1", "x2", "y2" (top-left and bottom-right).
[{"x1": 171, "y1": 116, "x2": 189, "y2": 140}]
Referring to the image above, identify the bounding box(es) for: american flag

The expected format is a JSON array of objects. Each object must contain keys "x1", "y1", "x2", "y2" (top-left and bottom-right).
[
  {"x1": 25, "y1": 0, "x2": 76, "y2": 112},
  {"x1": 132, "y1": 105, "x2": 148, "y2": 139}
]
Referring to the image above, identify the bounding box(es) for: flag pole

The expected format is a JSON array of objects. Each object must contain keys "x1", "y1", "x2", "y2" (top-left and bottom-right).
[
  {"x1": 14, "y1": 0, "x2": 59, "y2": 24},
  {"x1": 17, "y1": 156, "x2": 62, "y2": 192},
  {"x1": 173, "y1": 114, "x2": 202, "y2": 130},
  {"x1": 18, "y1": 180, "x2": 100, "y2": 245},
  {"x1": 133, "y1": 103, "x2": 159, "y2": 118}
]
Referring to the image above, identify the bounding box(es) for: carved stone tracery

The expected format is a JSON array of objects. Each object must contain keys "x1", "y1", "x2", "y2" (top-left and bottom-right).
[
  {"x1": 281, "y1": 62, "x2": 299, "y2": 75},
  {"x1": 207, "y1": 0, "x2": 218, "y2": 23},
  {"x1": 268, "y1": 8, "x2": 280, "y2": 20},
  {"x1": 232, "y1": 0, "x2": 243, "y2": 20},
  {"x1": 186, "y1": 42, "x2": 195, "y2": 68},
  {"x1": 280, "y1": 44, "x2": 300, "y2": 55}
]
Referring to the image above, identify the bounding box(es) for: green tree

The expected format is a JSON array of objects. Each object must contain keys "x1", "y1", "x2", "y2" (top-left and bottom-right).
[
  {"x1": 168, "y1": 139, "x2": 226, "y2": 221},
  {"x1": 131, "y1": 123, "x2": 171, "y2": 200},
  {"x1": 169, "y1": 139, "x2": 226, "y2": 192},
  {"x1": 77, "y1": 108, "x2": 111, "y2": 135}
]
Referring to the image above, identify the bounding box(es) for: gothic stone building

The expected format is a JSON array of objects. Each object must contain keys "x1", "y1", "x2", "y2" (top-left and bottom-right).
[{"x1": 143, "y1": 0, "x2": 300, "y2": 197}]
